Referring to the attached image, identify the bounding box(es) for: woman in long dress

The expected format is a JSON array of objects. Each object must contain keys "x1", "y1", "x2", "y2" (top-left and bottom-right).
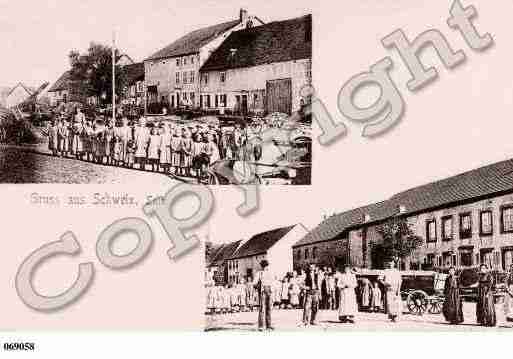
[
  {"x1": 360, "y1": 277, "x2": 372, "y2": 312},
  {"x1": 180, "y1": 130, "x2": 194, "y2": 177},
  {"x1": 71, "y1": 119, "x2": 84, "y2": 158},
  {"x1": 442, "y1": 266, "x2": 464, "y2": 324},
  {"x1": 476, "y1": 264, "x2": 497, "y2": 327},
  {"x1": 337, "y1": 266, "x2": 358, "y2": 323},
  {"x1": 504, "y1": 264, "x2": 513, "y2": 324},
  {"x1": 381, "y1": 261, "x2": 402, "y2": 322},
  {"x1": 289, "y1": 272, "x2": 301, "y2": 309},
  {"x1": 134, "y1": 118, "x2": 150, "y2": 169}
]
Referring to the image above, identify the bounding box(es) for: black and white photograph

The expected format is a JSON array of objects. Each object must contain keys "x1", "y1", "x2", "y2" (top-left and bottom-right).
[
  {"x1": 0, "y1": 8, "x2": 312, "y2": 185},
  {"x1": 205, "y1": 158, "x2": 513, "y2": 331}
]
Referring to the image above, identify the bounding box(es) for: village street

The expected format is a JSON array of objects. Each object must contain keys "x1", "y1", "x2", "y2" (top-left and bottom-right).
[{"x1": 205, "y1": 302, "x2": 513, "y2": 332}]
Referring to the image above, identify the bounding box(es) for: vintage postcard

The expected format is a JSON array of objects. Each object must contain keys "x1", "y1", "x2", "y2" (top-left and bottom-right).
[{"x1": 1, "y1": 0, "x2": 513, "y2": 357}]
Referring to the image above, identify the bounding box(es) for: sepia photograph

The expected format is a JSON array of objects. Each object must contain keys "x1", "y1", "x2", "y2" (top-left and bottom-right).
[
  {"x1": 205, "y1": 158, "x2": 513, "y2": 331},
  {"x1": 0, "y1": 7, "x2": 312, "y2": 185}
]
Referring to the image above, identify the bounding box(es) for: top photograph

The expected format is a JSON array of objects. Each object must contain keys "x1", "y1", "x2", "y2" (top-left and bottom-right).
[{"x1": 0, "y1": 8, "x2": 312, "y2": 185}]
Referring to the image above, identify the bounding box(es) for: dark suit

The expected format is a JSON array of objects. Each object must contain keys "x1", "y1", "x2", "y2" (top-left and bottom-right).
[{"x1": 303, "y1": 271, "x2": 319, "y2": 324}]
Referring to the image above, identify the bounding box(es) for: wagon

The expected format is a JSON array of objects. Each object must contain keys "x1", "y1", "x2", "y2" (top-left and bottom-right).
[{"x1": 356, "y1": 269, "x2": 446, "y2": 315}]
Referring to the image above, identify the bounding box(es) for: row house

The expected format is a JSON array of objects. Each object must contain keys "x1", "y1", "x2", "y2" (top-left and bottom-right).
[
  {"x1": 225, "y1": 224, "x2": 308, "y2": 285},
  {"x1": 205, "y1": 240, "x2": 242, "y2": 286},
  {"x1": 144, "y1": 9, "x2": 263, "y2": 113},
  {"x1": 199, "y1": 14, "x2": 312, "y2": 116},
  {"x1": 293, "y1": 158, "x2": 513, "y2": 272},
  {"x1": 121, "y1": 62, "x2": 145, "y2": 107}
]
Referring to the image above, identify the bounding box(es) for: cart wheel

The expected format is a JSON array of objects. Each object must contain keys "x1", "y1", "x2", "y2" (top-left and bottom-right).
[
  {"x1": 428, "y1": 298, "x2": 443, "y2": 314},
  {"x1": 406, "y1": 290, "x2": 428, "y2": 315}
]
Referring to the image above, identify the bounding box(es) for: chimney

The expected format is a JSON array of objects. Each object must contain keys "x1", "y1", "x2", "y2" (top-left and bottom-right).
[
  {"x1": 240, "y1": 8, "x2": 249, "y2": 24},
  {"x1": 398, "y1": 205, "x2": 406, "y2": 214},
  {"x1": 364, "y1": 214, "x2": 371, "y2": 223}
]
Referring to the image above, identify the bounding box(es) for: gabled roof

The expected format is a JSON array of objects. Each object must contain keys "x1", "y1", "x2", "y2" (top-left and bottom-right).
[
  {"x1": 146, "y1": 19, "x2": 241, "y2": 61},
  {"x1": 294, "y1": 158, "x2": 513, "y2": 248},
  {"x1": 201, "y1": 14, "x2": 311, "y2": 72},
  {"x1": 208, "y1": 240, "x2": 242, "y2": 267},
  {"x1": 230, "y1": 225, "x2": 296, "y2": 259},
  {"x1": 123, "y1": 62, "x2": 145, "y2": 85},
  {"x1": 48, "y1": 71, "x2": 72, "y2": 92}
]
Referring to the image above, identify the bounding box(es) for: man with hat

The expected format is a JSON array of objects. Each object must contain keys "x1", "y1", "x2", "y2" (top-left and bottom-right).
[{"x1": 254, "y1": 259, "x2": 274, "y2": 331}]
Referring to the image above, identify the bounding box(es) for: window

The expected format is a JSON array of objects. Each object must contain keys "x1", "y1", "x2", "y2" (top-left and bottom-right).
[
  {"x1": 189, "y1": 71, "x2": 195, "y2": 83},
  {"x1": 220, "y1": 72, "x2": 226, "y2": 83},
  {"x1": 426, "y1": 253, "x2": 435, "y2": 266},
  {"x1": 202, "y1": 74, "x2": 209, "y2": 85},
  {"x1": 191, "y1": 56, "x2": 195, "y2": 64},
  {"x1": 441, "y1": 216, "x2": 453, "y2": 241},
  {"x1": 426, "y1": 219, "x2": 437, "y2": 243},
  {"x1": 501, "y1": 205, "x2": 513, "y2": 233},
  {"x1": 296, "y1": 249, "x2": 301, "y2": 260},
  {"x1": 459, "y1": 212, "x2": 472, "y2": 239},
  {"x1": 304, "y1": 249, "x2": 309, "y2": 259},
  {"x1": 183, "y1": 57, "x2": 187, "y2": 66},
  {"x1": 182, "y1": 72, "x2": 187, "y2": 84},
  {"x1": 176, "y1": 58, "x2": 180, "y2": 66},
  {"x1": 190, "y1": 92, "x2": 195, "y2": 104},
  {"x1": 182, "y1": 92, "x2": 187, "y2": 101},
  {"x1": 175, "y1": 72, "x2": 180, "y2": 84},
  {"x1": 312, "y1": 247, "x2": 317, "y2": 259},
  {"x1": 480, "y1": 210, "x2": 493, "y2": 236}
]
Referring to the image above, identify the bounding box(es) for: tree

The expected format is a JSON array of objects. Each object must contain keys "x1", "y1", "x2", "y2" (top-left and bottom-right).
[
  {"x1": 68, "y1": 42, "x2": 128, "y2": 106},
  {"x1": 372, "y1": 216, "x2": 424, "y2": 269}
]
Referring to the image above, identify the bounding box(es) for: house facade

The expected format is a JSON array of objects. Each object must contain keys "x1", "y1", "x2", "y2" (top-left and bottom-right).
[
  {"x1": 121, "y1": 62, "x2": 145, "y2": 107},
  {"x1": 206, "y1": 240, "x2": 242, "y2": 286},
  {"x1": 47, "y1": 71, "x2": 74, "y2": 106},
  {"x1": 199, "y1": 14, "x2": 312, "y2": 116},
  {"x1": 293, "y1": 159, "x2": 513, "y2": 272},
  {"x1": 144, "y1": 9, "x2": 262, "y2": 113},
  {"x1": 226, "y1": 224, "x2": 308, "y2": 285}
]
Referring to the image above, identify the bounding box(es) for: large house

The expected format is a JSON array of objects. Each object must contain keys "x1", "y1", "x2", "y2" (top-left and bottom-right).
[
  {"x1": 226, "y1": 224, "x2": 308, "y2": 285},
  {"x1": 144, "y1": 9, "x2": 263, "y2": 113},
  {"x1": 293, "y1": 158, "x2": 513, "y2": 272},
  {"x1": 199, "y1": 14, "x2": 312, "y2": 116}
]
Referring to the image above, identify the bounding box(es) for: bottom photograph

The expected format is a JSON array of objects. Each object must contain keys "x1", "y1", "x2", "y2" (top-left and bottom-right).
[{"x1": 204, "y1": 160, "x2": 513, "y2": 332}]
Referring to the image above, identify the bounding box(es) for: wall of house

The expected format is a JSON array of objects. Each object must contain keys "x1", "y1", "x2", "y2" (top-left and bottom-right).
[
  {"x1": 227, "y1": 253, "x2": 267, "y2": 285},
  {"x1": 293, "y1": 237, "x2": 349, "y2": 271},
  {"x1": 5, "y1": 86, "x2": 31, "y2": 108},
  {"x1": 339, "y1": 193, "x2": 513, "y2": 271},
  {"x1": 200, "y1": 59, "x2": 311, "y2": 114},
  {"x1": 266, "y1": 224, "x2": 309, "y2": 277},
  {"x1": 144, "y1": 16, "x2": 259, "y2": 111}
]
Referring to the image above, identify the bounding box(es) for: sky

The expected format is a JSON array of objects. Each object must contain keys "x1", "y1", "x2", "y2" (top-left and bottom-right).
[
  {"x1": 0, "y1": 0, "x2": 312, "y2": 88},
  {"x1": 2, "y1": 0, "x2": 513, "y2": 247}
]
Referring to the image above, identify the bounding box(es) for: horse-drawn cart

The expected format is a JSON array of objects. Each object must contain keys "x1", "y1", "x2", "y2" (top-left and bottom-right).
[{"x1": 356, "y1": 269, "x2": 447, "y2": 315}]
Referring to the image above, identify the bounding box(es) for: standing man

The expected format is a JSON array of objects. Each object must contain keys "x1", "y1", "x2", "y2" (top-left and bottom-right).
[
  {"x1": 254, "y1": 260, "x2": 274, "y2": 331},
  {"x1": 302, "y1": 264, "x2": 319, "y2": 326}
]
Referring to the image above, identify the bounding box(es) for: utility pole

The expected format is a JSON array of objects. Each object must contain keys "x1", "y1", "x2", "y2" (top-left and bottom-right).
[{"x1": 112, "y1": 30, "x2": 116, "y2": 124}]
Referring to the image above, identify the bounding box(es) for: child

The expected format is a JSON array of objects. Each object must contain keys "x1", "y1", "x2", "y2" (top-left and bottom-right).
[
  {"x1": 147, "y1": 126, "x2": 161, "y2": 172},
  {"x1": 370, "y1": 281, "x2": 383, "y2": 312},
  {"x1": 170, "y1": 130, "x2": 182, "y2": 174},
  {"x1": 159, "y1": 124, "x2": 172, "y2": 173},
  {"x1": 180, "y1": 130, "x2": 194, "y2": 177}
]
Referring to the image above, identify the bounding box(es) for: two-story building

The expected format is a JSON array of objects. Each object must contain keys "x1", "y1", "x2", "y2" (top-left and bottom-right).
[
  {"x1": 226, "y1": 224, "x2": 308, "y2": 285},
  {"x1": 293, "y1": 158, "x2": 513, "y2": 272},
  {"x1": 121, "y1": 62, "x2": 145, "y2": 107},
  {"x1": 144, "y1": 9, "x2": 262, "y2": 113},
  {"x1": 199, "y1": 14, "x2": 312, "y2": 116}
]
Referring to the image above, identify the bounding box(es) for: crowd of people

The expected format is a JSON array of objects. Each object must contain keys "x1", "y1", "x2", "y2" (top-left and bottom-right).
[
  {"x1": 206, "y1": 261, "x2": 402, "y2": 330},
  {"x1": 46, "y1": 108, "x2": 268, "y2": 180},
  {"x1": 206, "y1": 261, "x2": 513, "y2": 331}
]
